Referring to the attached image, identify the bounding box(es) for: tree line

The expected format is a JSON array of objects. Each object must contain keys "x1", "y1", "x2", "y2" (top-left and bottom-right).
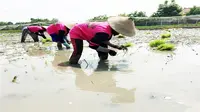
[
  {"x1": 0, "y1": 0, "x2": 200, "y2": 26},
  {"x1": 0, "y1": 18, "x2": 58, "y2": 26},
  {"x1": 89, "y1": 0, "x2": 200, "y2": 21}
]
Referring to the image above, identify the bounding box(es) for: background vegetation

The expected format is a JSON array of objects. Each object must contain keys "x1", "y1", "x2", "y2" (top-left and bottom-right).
[{"x1": 1, "y1": 0, "x2": 200, "y2": 32}]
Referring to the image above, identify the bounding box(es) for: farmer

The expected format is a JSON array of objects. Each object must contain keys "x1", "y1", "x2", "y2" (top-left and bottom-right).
[
  {"x1": 69, "y1": 16, "x2": 136, "y2": 64},
  {"x1": 21, "y1": 25, "x2": 47, "y2": 42},
  {"x1": 46, "y1": 22, "x2": 71, "y2": 50}
]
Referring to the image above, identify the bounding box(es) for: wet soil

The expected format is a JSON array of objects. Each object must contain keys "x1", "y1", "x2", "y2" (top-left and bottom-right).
[{"x1": 0, "y1": 29, "x2": 200, "y2": 112}]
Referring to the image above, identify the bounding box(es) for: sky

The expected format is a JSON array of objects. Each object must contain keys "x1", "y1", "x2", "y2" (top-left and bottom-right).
[{"x1": 1, "y1": 0, "x2": 200, "y2": 23}]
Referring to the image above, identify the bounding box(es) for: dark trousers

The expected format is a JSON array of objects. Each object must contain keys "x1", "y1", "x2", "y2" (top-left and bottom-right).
[
  {"x1": 21, "y1": 27, "x2": 39, "y2": 42},
  {"x1": 69, "y1": 38, "x2": 108, "y2": 64}
]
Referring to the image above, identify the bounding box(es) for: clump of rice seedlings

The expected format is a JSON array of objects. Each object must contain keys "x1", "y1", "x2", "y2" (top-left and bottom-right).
[
  {"x1": 12, "y1": 76, "x2": 17, "y2": 83},
  {"x1": 45, "y1": 60, "x2": 48, "y2": 65},
  {"x1": 117, "y1": 34, "x2": 125, "y2": 38},
  {"x1": 149, "y1": 38, "x2": 175, "y2": 51},
  {"x1": 41, "y1": 37, "x2": 52, "y2": 43},
  {"x1": 149, "y1": 39, "x2": 166, "y2": 47},
  {"x1": 161, "y1": 33, "x2": 171, "y2": 39},
  {"x1": 41, "y1": 38, "x2": 47, "y2": 44},
  {"x1": 157, "y1": 43, "x2": 175, "y2": 51},
  {"x1": 123, "y1": 42, "x2": 134, "y2": 47},
  {"x1": 146, "y1": 32, "x2": 151, "y2": 34},
  {"x1": 165, "y1": 29, "x2": 171, "y2": 32},
  {"x1": 45, "y1": 37, "x2": 52, "y2": 42}
]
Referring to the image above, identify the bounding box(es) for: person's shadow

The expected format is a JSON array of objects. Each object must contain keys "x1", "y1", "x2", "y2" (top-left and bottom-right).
[{"x1": 58, "y1": 57, "x2": 136, "y2": 104}]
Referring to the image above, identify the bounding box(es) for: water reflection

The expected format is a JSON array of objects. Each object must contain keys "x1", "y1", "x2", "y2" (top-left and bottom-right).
[
  {"x1": 52, "y1": 50, "x2": 71, "y2": 71},
  {"x1": 58, "y1": 58, "x2": 136, "y2": 104}
]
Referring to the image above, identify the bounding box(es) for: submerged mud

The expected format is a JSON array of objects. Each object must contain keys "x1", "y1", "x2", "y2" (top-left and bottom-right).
[{"x1": 0, "y1": 29, "x2": 200, "y2": 112}]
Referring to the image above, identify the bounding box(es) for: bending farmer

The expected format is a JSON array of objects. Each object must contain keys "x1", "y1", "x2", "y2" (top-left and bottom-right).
[
  {"x1": 47, "y1": 22, "x2": 71, "y2": 50},
  {"x1": 21, "y1": 25, "x2": 46, "y2": 42},
  {"x1": 69, "y1": 16, "x2": 136, "y2": 64}
]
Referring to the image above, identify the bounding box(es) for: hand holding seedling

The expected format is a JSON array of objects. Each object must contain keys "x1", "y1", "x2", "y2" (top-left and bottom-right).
[
  {"x1": 117, "y1": 45, "x2": 128, "y2": 51},
  {"x1": 103, "y1": 41, "x2": 128, "y2": 51}
]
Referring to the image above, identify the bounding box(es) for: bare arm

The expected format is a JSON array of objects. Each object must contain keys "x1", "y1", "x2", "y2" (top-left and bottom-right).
[{"x1": 103, "y1": 41, "x2": 119, "y2": 49}]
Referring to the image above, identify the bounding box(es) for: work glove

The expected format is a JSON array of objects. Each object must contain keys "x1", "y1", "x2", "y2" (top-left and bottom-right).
[{"x1": 109, "y1": 50, "x2": 117, "y2": 56}]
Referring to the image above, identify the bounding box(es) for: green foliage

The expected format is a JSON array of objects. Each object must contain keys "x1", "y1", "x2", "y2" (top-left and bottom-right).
[
  {"x1": 157, "y1": 43, "x2": 175, "y2": 51},
  {"x1": 186, "y1": 6, "x2": 200, "y2": 15},
  {"x1": 0, "y1": 22, "x2": 13, "y2": 26},
  {"x1": 149, "y1": 39, "x2": 166, "y2": 47},
  {"x1": 30, "y1": 18, "x2": 49, "y2": 23},
  {"x1": 30, "y1": 18, "x2": 58, "y2": 24},
  {"x1": 136, "y1": 23, "x2": 200, "y2": 30},
  {"x1": 0, "y1": 17, "x2": 60, "y2": 31},
  {"x1": 88, "y1": 15, "x2": 108, "y2": 22},
  {"x1": 118, "y1": 13, "x2": 128, "y2": 17},
  {"x1": 50, "y1": 18, "x2": 59, "y2": 23},
  {"x1": 0, "y1": 30, "x2": 21, "y2": 33},
  {"x1": 15, "y1": 22, "x2": 30, "y2": 25},
  {"x1": 128, "y1": 11, "x2": 147, "y2": 18},
  {"x1": 88, "y1": 11, "x2": 147, "y2": 22},
  {"x1": 151, "y1": 0, "x2": 182, "y2": 17},
  {"x1": 1, "y1": 23, "x2": 200, "y2": 32},
  {"x1": 14, "y1": 18, "x2": 58, "y2": 25},
  {"x1": 7, "y1": 22, "x2": 13, "y2": 25}
]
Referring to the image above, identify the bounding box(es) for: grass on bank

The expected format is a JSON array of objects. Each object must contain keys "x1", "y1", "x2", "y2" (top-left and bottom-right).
[
  {"x1": 0, "y1": 30, "x2": 21, "y2": 33},
  {"x1": 1, "y1": 23, "x2": 200, "y2": 33},
  {"x1": 136, "y1": 23, "x2": 200, "y2": 30}
]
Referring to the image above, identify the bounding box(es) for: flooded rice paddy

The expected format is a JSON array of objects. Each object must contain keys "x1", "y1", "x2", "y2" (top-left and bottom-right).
[{"x1": 0, "y1": 28, "x2": 200, "y2": 112}]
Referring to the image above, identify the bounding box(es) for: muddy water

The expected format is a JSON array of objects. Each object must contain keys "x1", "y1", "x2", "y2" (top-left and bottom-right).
[{"x1": 1, "y1": 30, "x2": 200, "y2": 112}]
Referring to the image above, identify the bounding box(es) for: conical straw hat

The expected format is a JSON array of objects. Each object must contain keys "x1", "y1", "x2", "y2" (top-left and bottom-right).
[{"x1": 107, "y1": 16, "x2": 136, "y2": 37}]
